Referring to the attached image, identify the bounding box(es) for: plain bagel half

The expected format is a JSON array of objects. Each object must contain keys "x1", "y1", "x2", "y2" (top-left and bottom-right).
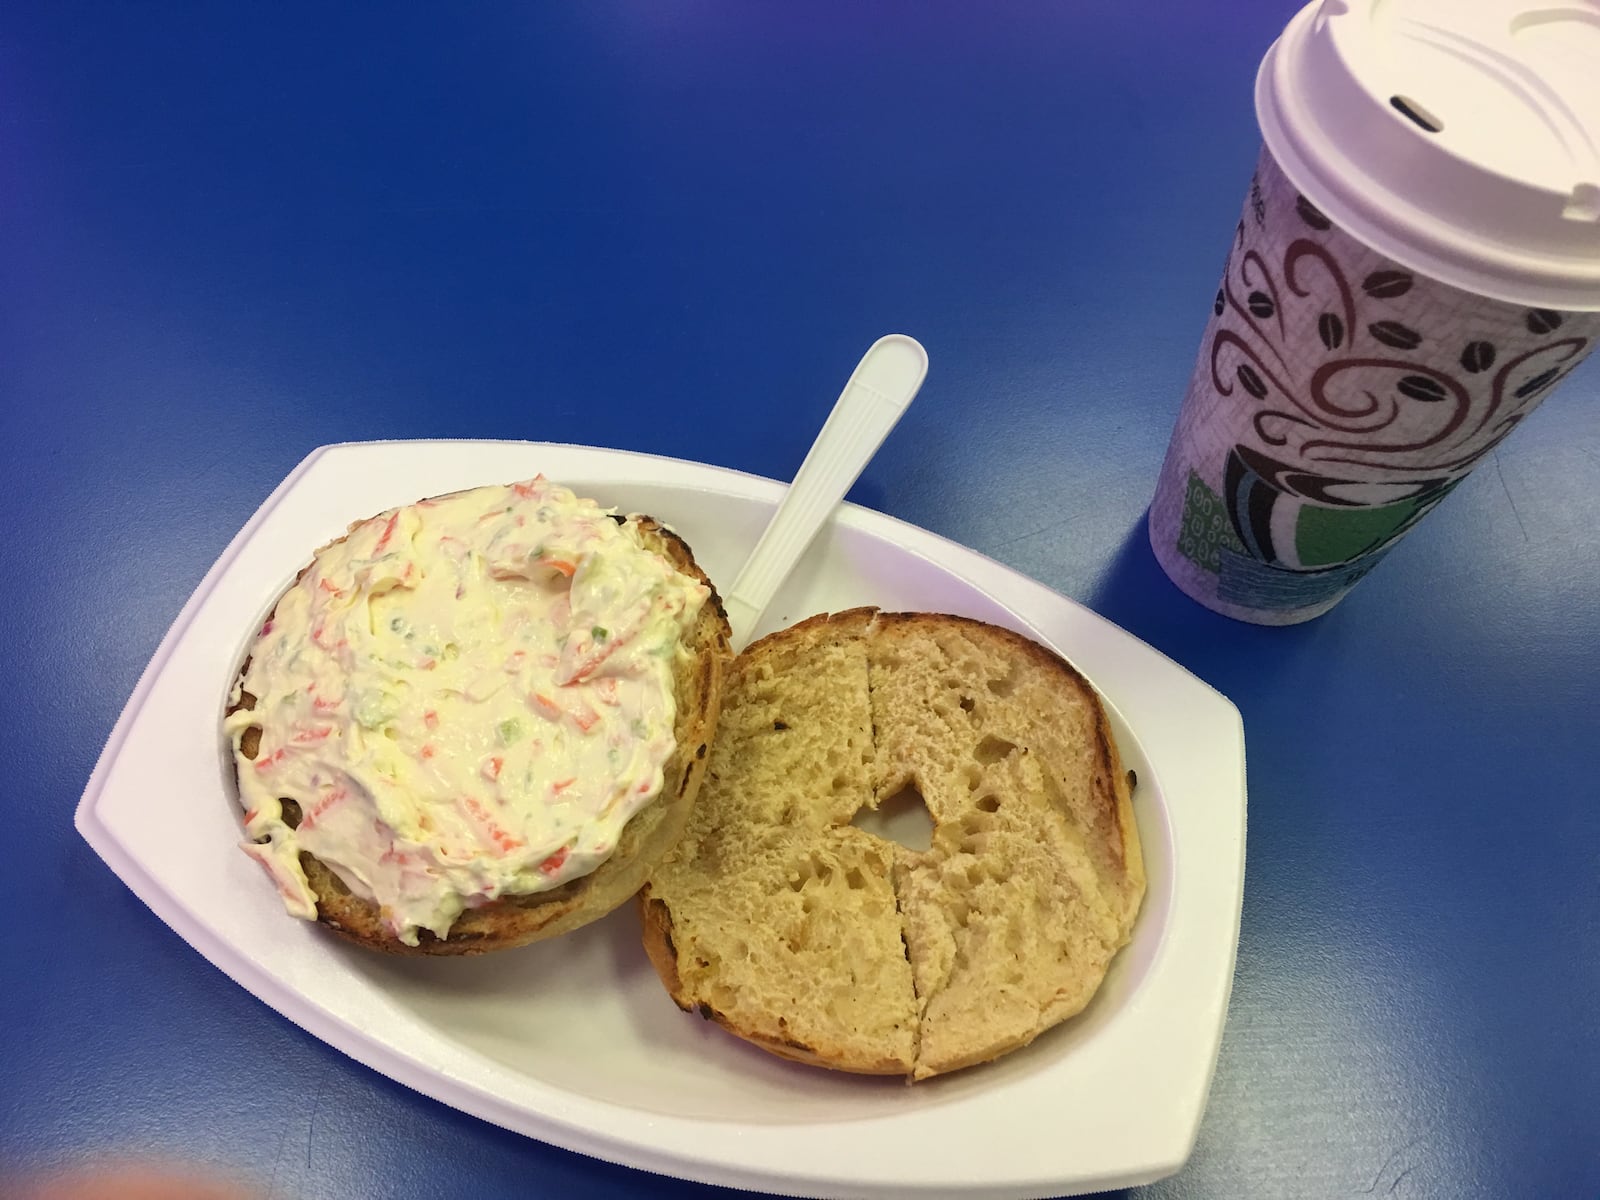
[{"x1": 639, "y1": 608, "x2": 1145, "y2": 1079}]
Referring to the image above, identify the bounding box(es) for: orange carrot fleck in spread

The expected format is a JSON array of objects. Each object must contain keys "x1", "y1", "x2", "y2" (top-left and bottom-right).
[
  {"x1": 540, "y1": 847, "x2": 569, "y2": 874},
  {"x1": 461, "y1": 795, "x2": 524, "y2": 855},
  {"x1": 373, "y1": 510, "x2": 400, "y2": 553},
  {"x1": 301, "y1": 787, "x2": 348, "y2": 830}
]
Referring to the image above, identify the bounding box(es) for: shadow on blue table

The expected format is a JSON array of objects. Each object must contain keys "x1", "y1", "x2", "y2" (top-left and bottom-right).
[{"x1": 1087, "y1": 509, "x2": 1329, "y2": 703}]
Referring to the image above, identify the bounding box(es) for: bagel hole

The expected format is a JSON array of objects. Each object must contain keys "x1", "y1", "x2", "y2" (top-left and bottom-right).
[{"x1": 850, "y1": 781, "x2": 934, "y2": 852}]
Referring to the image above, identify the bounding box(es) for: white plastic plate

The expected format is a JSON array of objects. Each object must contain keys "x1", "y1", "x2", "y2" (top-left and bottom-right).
[{"x1": 76, "y1": 441, "x2": 1246, "y2": 1200}]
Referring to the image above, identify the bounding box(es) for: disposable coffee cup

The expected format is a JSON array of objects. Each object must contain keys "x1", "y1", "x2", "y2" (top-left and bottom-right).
[{"x1": 1149, "y1": 0, "x2": 1600, "y2": 625}]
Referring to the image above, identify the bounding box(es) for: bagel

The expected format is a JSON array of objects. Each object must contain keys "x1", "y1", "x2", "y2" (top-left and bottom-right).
[
  {"x1": 224, "y1": 477, "x2": 731, "y2": 955},
  {"x1": 639, "y1": 609, "x2": 1144, "y2": 1079}
]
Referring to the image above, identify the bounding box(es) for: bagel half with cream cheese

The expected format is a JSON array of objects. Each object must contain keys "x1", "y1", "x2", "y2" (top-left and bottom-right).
[
  {"x1": 225, "y1": 478, "x2": 731, "y2": 955},
  {"x1": 639, "y1": 609, "x2": 1144, "y2": 1080}
]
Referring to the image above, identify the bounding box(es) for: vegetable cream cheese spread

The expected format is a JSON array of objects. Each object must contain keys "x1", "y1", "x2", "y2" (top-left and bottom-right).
[{"x1": 224, "y1": 477, "x2": 709, "y2": 946}]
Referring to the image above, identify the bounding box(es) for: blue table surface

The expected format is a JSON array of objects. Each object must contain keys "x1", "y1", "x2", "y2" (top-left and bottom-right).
[{"x1": 4, "y1": 3, "x2": 1597, "y2": 1198}]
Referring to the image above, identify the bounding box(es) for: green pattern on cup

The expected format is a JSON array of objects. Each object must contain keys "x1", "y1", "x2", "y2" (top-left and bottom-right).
[
  {"x1": 1293, "y1": 495, "x2": 1431, "y2": 568},
  {"x1": 1177, "y1": 471, "x2": 1245, "y2": 574}
]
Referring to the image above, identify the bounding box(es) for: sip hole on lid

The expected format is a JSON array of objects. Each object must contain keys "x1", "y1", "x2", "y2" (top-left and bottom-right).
[
  {"x1": 1257, "y1": 0, "x2": 1600, "y2": 308},
  {"x1": 1389, "y1": 95, "x2": 1443, "y2": 133}
]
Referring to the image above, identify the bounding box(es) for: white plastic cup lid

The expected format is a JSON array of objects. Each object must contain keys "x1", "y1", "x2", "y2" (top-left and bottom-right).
[{"x1": 1256, "y1": 0, "x2": 1600, "y2": 310}]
